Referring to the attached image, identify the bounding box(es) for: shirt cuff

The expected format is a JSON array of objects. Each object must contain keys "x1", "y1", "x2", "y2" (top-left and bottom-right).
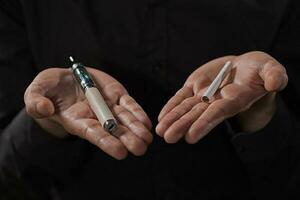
[{"x1": 225, "y1": 94, "x2": 296, "y2": 162}]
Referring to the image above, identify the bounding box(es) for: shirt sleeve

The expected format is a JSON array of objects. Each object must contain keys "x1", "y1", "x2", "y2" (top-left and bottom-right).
[
  {"x1": 226, "y1": 0, "x2": 300, "y2": 197},
  {"x1": 227, "y1": 94, "x2": 299, "y2": 162},
  {"x1": 226, "y1": 0, "x2": 300, "y2": 162},
  {"x1": 0, "y1": 1, "x2": 88, "y2": 198}
]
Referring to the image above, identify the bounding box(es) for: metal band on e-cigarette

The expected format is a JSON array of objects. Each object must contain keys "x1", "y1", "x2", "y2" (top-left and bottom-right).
[
  {"x1": 71, "y1": 63, "x2": 95, "y2": 92},
  {"x1": 70, "y1": 62, "x2": 118, "y2": 135}
]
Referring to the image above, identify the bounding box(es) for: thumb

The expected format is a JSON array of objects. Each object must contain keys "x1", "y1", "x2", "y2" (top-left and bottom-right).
[
  {"x1": 24, "y1": 82, "x2": 55, "y2": 118},
  {"x1": 260, "y1": 60, "x2": 288, "y2": 92}
]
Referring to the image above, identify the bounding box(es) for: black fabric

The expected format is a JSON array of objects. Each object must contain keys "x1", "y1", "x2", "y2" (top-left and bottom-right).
[{"x1": 0, "y1": 0, "x2": 300, "y2": 199}]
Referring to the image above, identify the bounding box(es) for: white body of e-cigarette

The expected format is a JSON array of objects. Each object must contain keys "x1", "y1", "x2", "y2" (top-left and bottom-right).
[{"x1": 69, "y1": 57, "x2": 118, "y2": 134}]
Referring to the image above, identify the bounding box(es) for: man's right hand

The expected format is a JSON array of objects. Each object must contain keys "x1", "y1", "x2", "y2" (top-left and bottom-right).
[{"x1": 24, "y1": 67, "x2": 152, "y2": 160}]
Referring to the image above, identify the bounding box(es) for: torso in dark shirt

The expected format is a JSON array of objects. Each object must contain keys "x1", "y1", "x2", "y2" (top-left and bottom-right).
[{"x1": 1, "y1": 0, "x2": 300, "y2": 199}]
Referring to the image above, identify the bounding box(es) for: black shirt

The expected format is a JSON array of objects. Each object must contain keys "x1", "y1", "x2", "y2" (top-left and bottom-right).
[{"x1": 0, "y1": 0, "x2": 300, "y2": 199}]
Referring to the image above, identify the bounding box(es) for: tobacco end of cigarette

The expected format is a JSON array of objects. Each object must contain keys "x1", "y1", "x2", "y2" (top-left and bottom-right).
[{"x1": 201, "y1": 96, "x2": 210, "y2": 103}]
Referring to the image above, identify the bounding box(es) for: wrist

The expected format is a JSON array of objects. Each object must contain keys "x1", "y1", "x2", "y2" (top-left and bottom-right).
[
  {"x1": 235, "y1": 92, "x2": 277, "y2": 133},
  {"x1": 35, "y1": 118, "x2": 69, "y2": 139}
]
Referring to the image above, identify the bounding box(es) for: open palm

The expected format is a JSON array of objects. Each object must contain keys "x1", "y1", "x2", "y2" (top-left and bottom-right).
[
  {"x1": 25, "y1": 67, "x2": 152, "y2": 160},
  {"x1": 156, "y1": 52, "x2": 288, "y2": 144}
]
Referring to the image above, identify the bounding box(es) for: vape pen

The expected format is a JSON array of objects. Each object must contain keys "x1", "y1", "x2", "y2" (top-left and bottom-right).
[
  {"x1": 201, "y1": 61, "x2": 232, "y2": 103},
  {"x1": 69, "y1": 56, "x2": 118, "y2": 134}
]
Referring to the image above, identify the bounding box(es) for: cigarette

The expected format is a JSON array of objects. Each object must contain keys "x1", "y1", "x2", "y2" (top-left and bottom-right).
[
  {"x1": 201, "y1": 61, "x2": 232, "y2": 103},
  {"x1": 69, "y1": 56, "x2": 118, "y2": 135}
]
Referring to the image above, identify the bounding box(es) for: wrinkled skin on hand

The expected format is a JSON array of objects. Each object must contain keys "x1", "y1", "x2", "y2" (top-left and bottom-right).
[
  {"x1": 156, "y1": 51, "x2": 288, "y2": 144},
  {"x1": 24, "y1": 68, "x2": 152, "y2": 160}
]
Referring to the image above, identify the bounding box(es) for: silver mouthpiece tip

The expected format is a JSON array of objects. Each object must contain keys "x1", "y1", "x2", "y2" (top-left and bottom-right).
[
  {"x1": 103, "y1": 119, "x2": 118, "y2": 135},
  {"x1": 69, "y1": 56, "x2": 74, "y2": 63}
]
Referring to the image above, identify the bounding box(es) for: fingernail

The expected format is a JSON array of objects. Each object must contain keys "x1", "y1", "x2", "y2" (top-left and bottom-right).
[{"x1": 155, "y1": 123, "x2": 166, "y2": 137}]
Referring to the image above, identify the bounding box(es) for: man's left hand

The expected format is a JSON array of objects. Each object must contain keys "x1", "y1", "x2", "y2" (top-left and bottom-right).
[{"x1": 156, "y1": 51, "x2": 288, "y2": 144}]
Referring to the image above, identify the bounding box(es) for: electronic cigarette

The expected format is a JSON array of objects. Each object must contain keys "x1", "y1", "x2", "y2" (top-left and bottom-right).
[
  {"x1": 202, "y1": 61, "x2": 232, "y2": 103},
  {"x1": 69, "y1": 56, "x2": 118, "y2": 134}
]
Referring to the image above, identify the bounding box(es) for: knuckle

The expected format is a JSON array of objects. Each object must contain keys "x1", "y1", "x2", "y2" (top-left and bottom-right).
[
  {"x1": 179, "y1": 116, "x2": 194, "y2": 126},
  {"x1": 128, "y1": 119, "x2": 140, "y2": 129},
  {"x1": 121, "y1": 95, "x2": 136, "y2": 106},
  {"x1": 96, "y1": 134, "x2": 110, "y2": 147},
  {"x1": 118, "y1": 110, "x2": 128, "y2": 118},
  {"x1": 264, "y1": 59, "x2": 278, "y2": 68},
  {"x1": 193, "y1": 103, "x2": 208, "y2": 112},
  {"x1": 197, "y1": 118, "x2": 210, "y2": 128},
  {"x1": 135, "y1": 112, "x2": 151, "y2": 128},
  {"x1": 166, "y1": 110, "x2": 181, "y2": 121},
  {"x1": 81, "y1": 125, "x2": 89, "y2": 140},
  {"x1": 181, "y1": 98, "x2": 192, "y2": 106},
  {"x1": 173, "y1": 106, "x2": 188, "y2": 115},
  {"x1": 180, "y1": 98, "x2": 197, "y2": 110},
  {"x1": 113, "y1": 87, "x2": 126, "y2": 96},
  {"x1": 167, "y1": 96, "x2": 180, "y2": 106},
  {"x1": 175, "y1": 88, "x2": 185, "y2": 95},
  {"x1": 115, "y1": 106, "x2": 128, "y2": 117},
  {"x1": 131, "y1": 106, "x2": 143, "y2": 113}
]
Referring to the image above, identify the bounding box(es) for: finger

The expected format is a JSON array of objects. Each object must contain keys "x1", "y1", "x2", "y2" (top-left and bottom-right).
[
  {"x1": 91, "y1": 71, "x2": 152, "y2": 129},
  {"x1": 119, "y1": 94, "x2": 152, "y2": 130},
  {"x1": 158, "y1": 86, "x2": 194, "y2": 121},
  {"x1": 62, "y1": 102, "x2": 148, "y2": 156},
  {"x1": 157, "y1": 57, "x2": 235, "y2": 122},
  {"x1": 101, "y1": 82, "x2": 126, "y2": 105},
  {"x1": 113, "y1": 125, "x2": 148, "y2": 156},
  {"x1": 185, "y1": 99, "x2": 240, "y2": 144},
  {"x1": 156, "y1": 96, "x2": 201, "y2": 137},
  {"x1": 185, "y1": 56, "x2": 235, "y2": 84},
  {"x1": 24, "y1": 82, "x2": 55, "y2": 118},
  {"x1": 193, "y1": 75, "x2": 213, "y2": 95},
  {"x1": 219, "y1": 83, "x2": 263, "y2": 109},
  {"x1": 66, "y1": 118, "x2": 128, "y2": 160},
  {"x1": 260, "y1": 60, "x2": 288, "y2": 92},
  {"x1": 53, "y1": 102, "x2": 128, "y2": 160},
  {"x1": 88, "y1": 68, "x2": 128, "y2": 103},
  {"x1": 113, "y1": 105, "x2": 153, "y2": 144},
  {"x1": 163, "y1": 103, "x2": 209, "y2": 143}
]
